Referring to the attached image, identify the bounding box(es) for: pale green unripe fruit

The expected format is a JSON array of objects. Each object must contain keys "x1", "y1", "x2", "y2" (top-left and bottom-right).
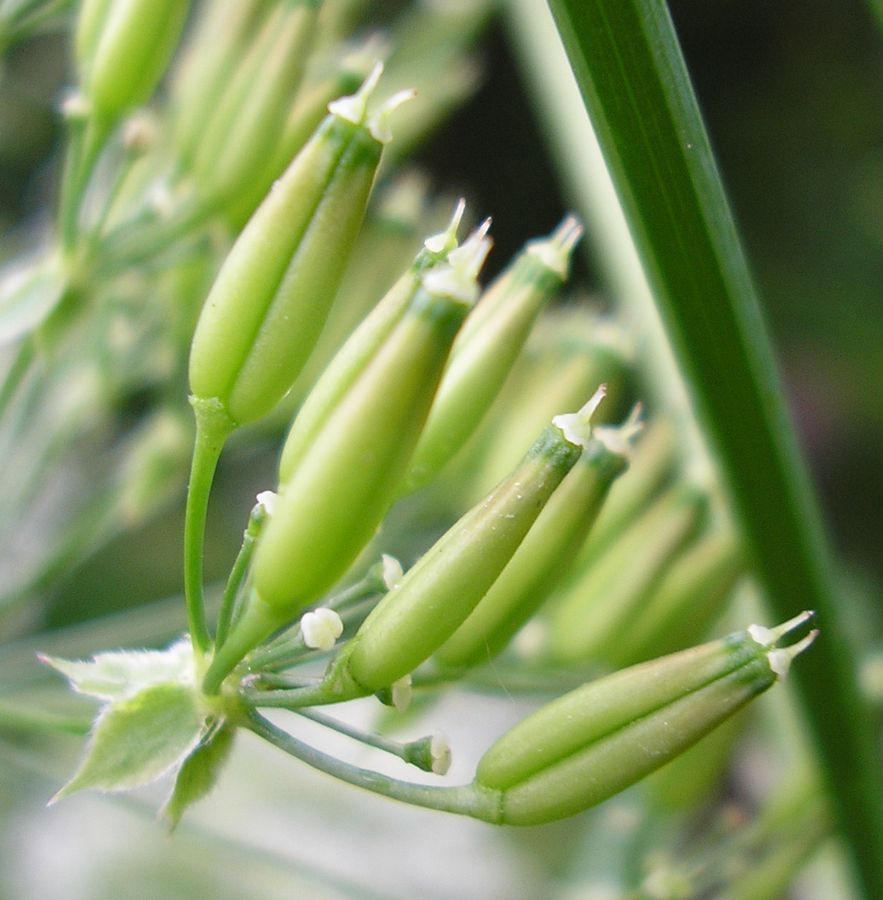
[
  {"x1": 276, "y1": 202, "x2": 468, "y2": 484},
  {"x1": 401, "y1": 215, "x2": 583, "y2": 495},
  {"x1": 434, "y1": 435, "x2": 627, "y2": 669},
  {"x1": 548, "y1": 481, "x2": 708, "y2": 664},
  {"x1": 188, "y1": 110, "x2": 382, "y2": 427},
  {"x1": 252, "y1": 289, "x2": 470, "y2": 611},
  {"x1": 321, "y1": 418, "x2": 590, "y2": 701},
  {"x1": 190, "y1": 1, "x2": 319, "y2": 209},
  {"x1": 475, "y1": 615, "x2": 817, "y2": 825},
  {"x1": 76, "y1": 0, "x2": 190, "y2": 124}
]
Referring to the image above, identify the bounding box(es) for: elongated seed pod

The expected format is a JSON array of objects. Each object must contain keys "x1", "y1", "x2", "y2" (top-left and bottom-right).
[
  {"x1": 400, "y1": 215, "x2": 584, "y2": 495},
  {"x1": 170, "y1": 0, "x2": 270, "y2": 171},
  {"x1": 475, "y1": 614, "x2": 817, "y2": 825},
  {"x1": 224, "y1": 38, "x2": 379, "y2": 229},
  {"x1": 77, "y1": 0, "x2": 190, "y2": 124},
  {"x1": 318, "y1": 390, "x2": 609, "y2": 702},
  {"x1": 188, "y1": 67, "x2": 396, "y2": 427},
  {"x1": 190, "y1": 1, "x2": 319, "y2": 209},
  {"x1": 434, "y1": 415, "x2": 633, "y2": 670},
  {"x1": 549, "y1": 481, "x2": 708, "y2": 664},
  {"x1": 608, "y1": 524, "x2": 745, "y2": 667},
  {"x1": 201, "y1": 228, "x2": 490, "y2": 692},
  {"x1": 277, "y1": 201, "x2": 468, "y2": 483}
]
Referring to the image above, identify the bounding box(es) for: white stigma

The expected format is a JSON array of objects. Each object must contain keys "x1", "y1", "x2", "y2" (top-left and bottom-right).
[
  {"x1": 422, "y1": 218, "x2": 492, "y2": 305},
  {"x1": 424, "y1": 198, "x2": 466, "y2": 254},
  {"x1": 593, "y1": 403, "x2": 645, "y2": 458},
  {"x1": 390, "y1": 674, "x2": 412, "y2": 711},
  {"x1": 328, "y1": 61, "x2": 384, "y2": 128},
  {"x1": 526, "y1": 214, "x2": 584, "y2": 279},
  {"x1": 552, "y1": 384, "x2": 607, "y2": 448}
]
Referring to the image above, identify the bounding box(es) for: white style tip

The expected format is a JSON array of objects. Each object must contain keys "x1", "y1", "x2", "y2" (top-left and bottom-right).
[
  {"x1": 526, "y1": 214, "x2": 584, "y2": 279},
  {"x1": 553, "y1": 384, "x2": 607, "y2": 449},
  {"x1": 424, "y1": 198, "x2": 466, "y2": 255},
  {"x1": 747, "y1": 610, "x2": 818, "y2": 680}
]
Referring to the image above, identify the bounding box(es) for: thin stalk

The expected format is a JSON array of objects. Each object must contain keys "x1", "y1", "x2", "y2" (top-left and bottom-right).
[
  {"x1": 292, "y1": 707, "x2": 417, "y2": 765},
  {"x1": 245, "y1": 711, "x2": 499, "y2": 821},
  {"x1": 215, "y1": 504, "x2": 267, "y2": 648},
  {"x1": 184, "y1": 399, "x2": 234, "y2": 658},
  {"x1": 543, "y1": 0, "x2": 883, "y2": 893},
  {"x1": 241, "y1": 680, "x2": 341, "y2": 711}
]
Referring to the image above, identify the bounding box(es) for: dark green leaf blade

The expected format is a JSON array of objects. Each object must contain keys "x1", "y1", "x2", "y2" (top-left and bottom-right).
[{"x1": 545, "y1": 0, "x2": 883, "y2": 894}]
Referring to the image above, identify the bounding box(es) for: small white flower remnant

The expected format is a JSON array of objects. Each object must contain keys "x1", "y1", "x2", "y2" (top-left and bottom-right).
[
  {"x1": 747, "y1": 610, "x2": 819, "y2": 680},
  {"x1": 300, "y1": 608, "x2": 344, "y2": 652},
  {"x1": 390, "y1": 674, "x2": 412, "y2": 712},
  {"x1": 429, "y1": 732, "x2": 452, "y2": 776},
  {"x1": 381, "y1": 554, "x2": 404, "y2": 590},
  {"x1": 255, "y1": 490, "x2": 278, "y2": 517}
]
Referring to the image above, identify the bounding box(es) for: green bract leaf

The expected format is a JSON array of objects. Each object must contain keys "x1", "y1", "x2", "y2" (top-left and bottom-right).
[
  {"x1": 40, "y1": 638, "x2": 194, "y2": 701},
  {"x1": 161, "y1": 723, "x2": 234, "y2": 830},
  {"x1": 51, "y1": 683, "x2": 203, "y2": 802}
]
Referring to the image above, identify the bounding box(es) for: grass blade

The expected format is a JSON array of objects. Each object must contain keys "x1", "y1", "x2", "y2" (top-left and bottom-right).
[{"x1": 544, "y1": 0, "x2": 883, "y2": 893}]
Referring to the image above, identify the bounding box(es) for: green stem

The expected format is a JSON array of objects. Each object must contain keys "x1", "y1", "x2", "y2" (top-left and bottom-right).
[
  {"x1": 292, "y1": 707, "x2": 415, "y2": 764},
  {"x1": 185, "y1": 397, "x2": 234, "y2": 659},
  {"x1": 241, "y1": 680, "x2": 343, "y2": 710},
  {"x1": 245, "y1": 711, "x2": 499, "y2": 821},
  {"x1": 215, "y1": 503, "x2": 266, "y2": 648},
  {"x1": 544, "y1": 0, "x2": 883, "y2": 893}
]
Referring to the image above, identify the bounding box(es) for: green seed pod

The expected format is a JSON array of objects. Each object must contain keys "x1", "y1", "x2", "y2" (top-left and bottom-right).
[
  {"x1": 401, "y1": 216, "x2": 584, "y2": 496},
  {"x1": 76, "y1": 0, "x2": 190, "y2": 125},
  {"x1": 320, "y1": 391, "x2": 608, "y2": 701},
  {"x1": 170, "y1": 0, "x2": 270, "y2": 172},
  {"x1": 223, "y1": 37, "x2": 381, "y2": 229},
  {"x1": 201, "y1": 226, "x2": 490, "y2": 692},
  {"x1": 474, "y1": 613, "x2": 818, "y2": 826},
  {"x1": 571, "y1": 416, "x2": 678, "y2": 571},
  {"x1": 281, "y1": 169, "x2": 435, "y2": 409},
  {"x1": 608, "y1": 524, "x2": 745, "y2": 667},
  {"x1": 463, "y1": 310, "x2": 633, "y2": 502},
  {"x1": 75, "y1": 0, "x2": 113, "y2": 72},
  {"x1": 548, "y1": 480, "x2": 709, "y2": 665},
  {"x1": 276, "y1": 201, "x2": 469, "y2": 483},
  {"x1": 434, "y1": 404, "x2": 637, "y2": 670},
  {"x1": 188, "y1": 66, "x2": 400, "y2": 427},
  {"x1": 190, "y1": 1, "x2": 320, "y2": 211}
]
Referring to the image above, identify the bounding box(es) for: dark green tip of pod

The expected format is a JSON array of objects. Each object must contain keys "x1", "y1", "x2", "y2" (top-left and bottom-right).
[
  {"x1": 409, "y1": 286, "x2": 470, "y2": 336},
  {"x1": 526, "y1": 424, "x2": 583, "y2": 470},
  {"x1": 317, "y1": 112, "x2": 383, "y2": 161},
  {"x1": 508, "y1": 251, "x2": 566, "y2": 293}
]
